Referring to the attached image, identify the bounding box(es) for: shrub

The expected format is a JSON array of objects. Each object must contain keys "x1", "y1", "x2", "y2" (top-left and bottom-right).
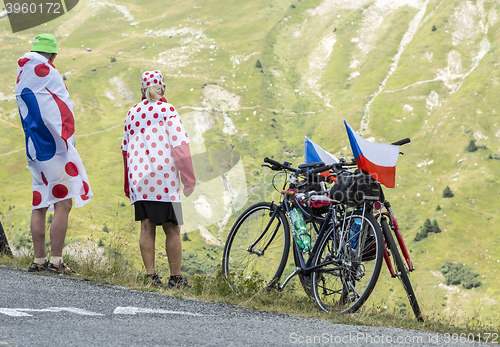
[
  {"x1": 466, "y1": 139, "x2": 478, "y2": 152},
  {"x1": 432, "y1": 220, "x2": 441, "y2": 233},
  {"x1": 415, "y1": 218, "x2": 441, "y2": 241},
  {"x1": 432, "y1": 25, "x2": 437, "y2": 31},
  {"x1": 436, "y1": 205, "x2": 441, "y2": 211},
  {"x1": 443, "y1": 186, "x2": 454, "y2": 198},
  {"x1": 255, "y1": 59, "x2": 262, "y2": 69},
  {"x1": 441, "y1": 261, "x2": 481, "y2": 289}
]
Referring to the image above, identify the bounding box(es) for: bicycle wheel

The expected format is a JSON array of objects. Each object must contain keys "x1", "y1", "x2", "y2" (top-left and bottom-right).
[
  {"x1": 222, "y1": 202, "x2": 290, "y2": 287},
  {"x1": 311, "y1": 210, "x2": 383, "y2": 313},
  {"x1": 380, "y1": 217, "x2": 424, "y2": 322}
]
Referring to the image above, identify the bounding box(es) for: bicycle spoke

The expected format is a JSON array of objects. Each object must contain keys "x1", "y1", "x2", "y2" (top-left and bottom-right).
[
  {"x1": 223, "y1": 203, "x2": 290, "y2": 286},
  {"x1": 312, "y1": 211, "x2": 383, "y2": 313}
]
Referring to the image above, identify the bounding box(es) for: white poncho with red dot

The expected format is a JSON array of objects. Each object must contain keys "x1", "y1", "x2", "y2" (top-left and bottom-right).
[
  {"x1": 121, "y1": 100, "x2": 190, "y2": 204},
  {"x1": 15, "y1": 52, "x2": 93, "y2": 210}
]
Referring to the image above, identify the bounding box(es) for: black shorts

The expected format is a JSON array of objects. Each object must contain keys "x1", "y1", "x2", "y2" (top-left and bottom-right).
[{"x1": 134, "y1": 201, "x2": 183, "y2": 225}]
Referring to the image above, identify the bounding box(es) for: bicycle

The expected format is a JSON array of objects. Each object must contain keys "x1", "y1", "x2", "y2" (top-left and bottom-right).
[
  {"x1": 372, "y1": 139, "x2": 423, "y2": 321},
  {"x1": 310, "y1": 137, "x2": 423, "y2": 321},
  {"x1": 222, "y1": 137, "x2": 423, "y2": 320},
  {"x1": 222, "y1": 157, "x2": 385, "y2": 314}
]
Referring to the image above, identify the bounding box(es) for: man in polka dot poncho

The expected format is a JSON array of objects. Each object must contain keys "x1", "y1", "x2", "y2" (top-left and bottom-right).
[
  {"x1": 122, "y1": 70, "x2": 195, "y2": 288},
  {"x1": 15, "y1": 34, "x2": 93, "y2": 274}
]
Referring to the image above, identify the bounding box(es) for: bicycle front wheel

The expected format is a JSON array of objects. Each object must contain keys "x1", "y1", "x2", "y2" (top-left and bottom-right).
[
  {"x1": 380, "y1": 217, "x2": 423, "y2": 321},
  {"x1": 311, "y1": 210, "x2": 383, "y2": 313},
  {"x1": 222, "y1": 202, "x2": 290, "y2": 287}
]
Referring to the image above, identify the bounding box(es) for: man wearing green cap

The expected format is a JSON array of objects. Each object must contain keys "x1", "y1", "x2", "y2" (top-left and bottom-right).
[
  {"x1": 15, "y1": 34, "x2": 93, "y2": 274},
  {"x1": 31, "y1": 33, "x2": 58, "y2": 62}
]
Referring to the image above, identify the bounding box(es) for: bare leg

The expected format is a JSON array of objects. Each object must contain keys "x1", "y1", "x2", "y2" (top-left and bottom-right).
[
  {"x1": 49, "y1": 199, "x2": 72, "y2": 257},
  {"x1": 140, "y1": 219, "x2": 156, "y2": 275},
  {"x1": 31, "y1": 207, "x2": 48, "y2": 258},
  {"x1": 163, "y1": 223, "x2": 182, "y2": 276}
]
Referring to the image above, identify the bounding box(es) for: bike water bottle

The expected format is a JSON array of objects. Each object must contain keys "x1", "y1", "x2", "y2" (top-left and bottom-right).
[
  {"x1": 350, "y1": 217, "x2": 362, "y2": 248},
  {"x1": 290, "y1": 208, "x2": 310, "y2": 251}
]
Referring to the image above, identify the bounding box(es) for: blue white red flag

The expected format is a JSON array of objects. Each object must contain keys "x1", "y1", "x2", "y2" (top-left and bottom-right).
[
  {"x1": 304, "y1": 137, "x2": 339, "y2": 165},
  {"x1": 344, "y1": 120, "x2": 399, "y2": 188}
]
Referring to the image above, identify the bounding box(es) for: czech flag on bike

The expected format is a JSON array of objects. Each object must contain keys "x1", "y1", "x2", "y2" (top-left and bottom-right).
[
  {"x1": 304, "y1": 137, "x2": 339, "y2": 165},
  {"x1": 344, "y1": 120, "x2": 399, "y2": 188}
]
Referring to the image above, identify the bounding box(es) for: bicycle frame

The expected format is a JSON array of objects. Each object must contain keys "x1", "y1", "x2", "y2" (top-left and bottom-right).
[
  {"x1": 376, "y1": 201, "x2": 414, "y2": 277},
  {"x1": 269, "y1": 194, "x2": 336, "y2": 290}
]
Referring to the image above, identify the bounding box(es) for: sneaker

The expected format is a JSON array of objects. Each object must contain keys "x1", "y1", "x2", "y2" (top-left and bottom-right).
[
  {"x1": 167, "y1": 275, "x2": 191, "y2": 289},
  {"x1": 28, "y1": 261, "x2": 49, "y2": 272},
  {"x1": 45, "y1": 262, "x2": 76, "y2": 275},
  {"x1": 144, "y1": 273, "x2": 163, "y2": 286}
]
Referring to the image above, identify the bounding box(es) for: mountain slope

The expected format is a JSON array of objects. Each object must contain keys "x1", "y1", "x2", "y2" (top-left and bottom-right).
[{"x1": 1, "y1": 0, "x2": 499, "y2": 322}]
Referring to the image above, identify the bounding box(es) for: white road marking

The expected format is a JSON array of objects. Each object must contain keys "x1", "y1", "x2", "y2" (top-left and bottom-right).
[
  {"x1": 114, "y1": 306, "x2": 203, "y2": 316},
  {"x1": 0, "y1": 307, "x2": 104, "y2": 317}
]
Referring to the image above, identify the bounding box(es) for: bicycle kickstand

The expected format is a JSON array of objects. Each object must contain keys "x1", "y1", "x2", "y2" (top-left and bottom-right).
[{"x1": 276, "y1": 267, "x2": 301, "y2": 291}]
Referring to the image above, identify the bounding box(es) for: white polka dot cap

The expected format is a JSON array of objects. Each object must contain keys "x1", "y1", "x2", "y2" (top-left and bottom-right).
[{"x1": 141, "y1": 70, "x2": 164, "y2": 89}]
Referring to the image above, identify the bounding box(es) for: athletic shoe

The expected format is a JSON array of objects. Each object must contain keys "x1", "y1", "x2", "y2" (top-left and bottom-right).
[
  {"x1": 167, "y1": 275, "x2": 191, "y2": 289},
  {"x1": 46, "y1": 262, "x2": 76, "y2": 275},
  {"x1": 27, "y1": 261, "x2": 49, "y2": 272},
  {"x1": 144, "y1": 273, "x2": 163, "y2": 286}
]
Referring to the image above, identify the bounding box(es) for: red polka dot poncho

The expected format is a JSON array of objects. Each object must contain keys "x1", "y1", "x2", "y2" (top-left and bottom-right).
[
  {"x1": 15, "y1": 52, "x2": 93, "y2": 210},
  {"x1": 121, "y1": 100, "x2": 191, "y2": 204}
]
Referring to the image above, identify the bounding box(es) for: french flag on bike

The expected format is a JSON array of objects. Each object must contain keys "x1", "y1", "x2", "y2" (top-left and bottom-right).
[
  {"x1": 304, "y1": 137, "x2": 339, "y2": 165},
  {"x1": 344, "y1": 120, "x2": 399, "y2": 188}
]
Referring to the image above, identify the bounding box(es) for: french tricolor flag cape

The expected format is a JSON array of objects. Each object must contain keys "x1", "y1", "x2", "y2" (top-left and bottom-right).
[
  {"x1": 304, "y1": 137, "x2": 339, "y2": 165},
  {"x1": 344, "y1": 120, "x2": 399, "y2": 188},
  {"x1": 15, "y1": 52, "x2": 92, "y2": 209}
]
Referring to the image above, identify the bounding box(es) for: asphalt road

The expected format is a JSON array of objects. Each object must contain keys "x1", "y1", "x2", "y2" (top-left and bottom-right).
[{"x1": 0, "y1": 266, "x2": 485, "y2": 347}]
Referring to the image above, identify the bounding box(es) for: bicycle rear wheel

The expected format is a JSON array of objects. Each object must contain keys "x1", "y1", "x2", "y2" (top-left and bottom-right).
[
  {"x1": 380, "y1": 217, "x2": 423, "y2": 321},
  {"x1": 222, "y1": 202, "x2": 290, "y2": 288},
  {"x1": 311, "y1": 210, "x2": 383, "y2": 313}
]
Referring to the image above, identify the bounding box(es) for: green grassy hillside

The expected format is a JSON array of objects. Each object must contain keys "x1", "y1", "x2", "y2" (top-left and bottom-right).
[{"x1": 1, "y1": 0, "x2": 499, "y2": 323}]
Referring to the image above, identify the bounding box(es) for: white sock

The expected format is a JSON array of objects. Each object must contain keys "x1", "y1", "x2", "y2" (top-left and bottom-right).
[
  {"x1": 34, "y1": 257, "x2": 48, "y2": 265},
  {"x1": 50, "y1": 256, "x2": 63, "y2": 266}
]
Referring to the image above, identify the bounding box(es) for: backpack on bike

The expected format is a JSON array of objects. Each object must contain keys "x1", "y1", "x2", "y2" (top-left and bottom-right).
[{"x1": 329, "y1": 171, "x2": 381, "y2": 204}]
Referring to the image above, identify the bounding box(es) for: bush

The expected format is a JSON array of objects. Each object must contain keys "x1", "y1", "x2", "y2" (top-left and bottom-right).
[
  {"x1": 436, "y1": 205, "x2": 441, "y2": 211},
  {"x1": 443, "y1": 186, "x2": 454, "y2": 198},
  {"x1": 466, "y1": 139, "x2": 478, "y2": 152},
  {"x1": 415, "y1": 218, "x2": 441, "y2": 241},
  {"x1": 432, "y1": 220, "x2": 441, "y2": 233},
  {"x1": 255, "y1": 59, "x2": 262, "y2": 69},
  {"x1": 432, "y1": 25, "x2": 437, "y2": 31},
  {"x1": 441, "y1": 261, "x2": 481, "y2": 289}
]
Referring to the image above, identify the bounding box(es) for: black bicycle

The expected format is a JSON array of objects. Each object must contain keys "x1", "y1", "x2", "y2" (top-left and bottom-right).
[{"x1": 222, "y1": 157, "x2": 385, "y2": 314}]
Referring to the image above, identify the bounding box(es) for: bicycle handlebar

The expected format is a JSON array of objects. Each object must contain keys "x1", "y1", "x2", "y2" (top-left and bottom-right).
[
  {"x1": 308, "y1": 160, "x2": 357, "y2": 175},
  {"x1": 263, "y1": 157, "x2": 297, "y2": 172},
  {"x1": 263, "y1": 136, "x2": 408, "y2": 177},
  {"x1": 391, "y1": 138, "x2": 411, "y2": 146}
]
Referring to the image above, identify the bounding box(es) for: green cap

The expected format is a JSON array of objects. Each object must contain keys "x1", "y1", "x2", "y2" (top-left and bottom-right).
[{"x1": 31, "y1": 34, "x2": 58, "y2": 54}]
